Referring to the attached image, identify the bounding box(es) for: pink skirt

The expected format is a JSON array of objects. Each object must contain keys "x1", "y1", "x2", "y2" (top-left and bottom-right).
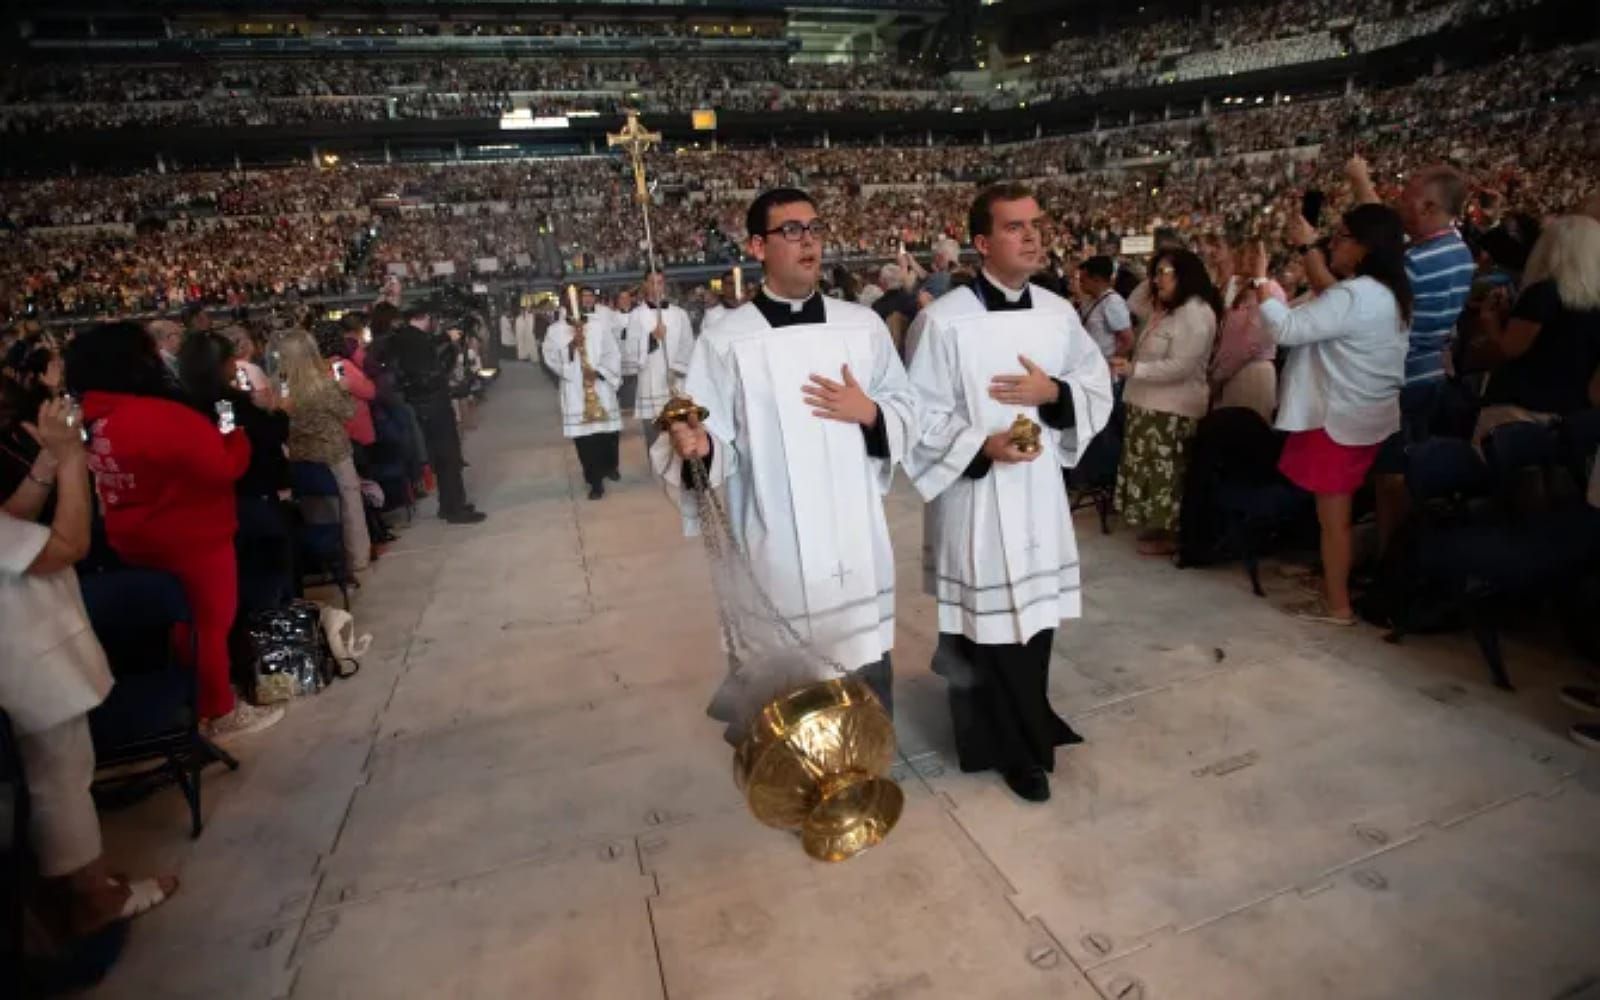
[{"x1": 1278, "y1": 429, "x2": 1380, "y2": 496}]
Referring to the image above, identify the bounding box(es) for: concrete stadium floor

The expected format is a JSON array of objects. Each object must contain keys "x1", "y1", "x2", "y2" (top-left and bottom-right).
[{"x1": 89, "y1": 363, "x2": 1600, "y2": 1000}]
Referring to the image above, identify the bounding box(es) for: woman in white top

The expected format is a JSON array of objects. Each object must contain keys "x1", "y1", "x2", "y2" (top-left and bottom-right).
[
  {"x1": 1112, "y1": 249, "x2": 1222, "y2": 556},
  {"x1": 1253, "y1": 203, "x2": 1412, "y2": 625},
  {"x1": 1, "y1": 399, "x2": 177, "y2": 943}
]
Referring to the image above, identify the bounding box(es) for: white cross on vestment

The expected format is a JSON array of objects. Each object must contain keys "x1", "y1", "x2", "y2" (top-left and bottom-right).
[{"x1": 830, "y1": 562, "x2": 853, "y2": 588}]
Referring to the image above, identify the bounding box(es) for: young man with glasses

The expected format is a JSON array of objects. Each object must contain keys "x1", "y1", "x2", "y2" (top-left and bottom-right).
[
  {"x1": 904, "y1": 183, "x2": 1113, "y2": 802},
  {"x1": 658, "y1": 188, "x2": 916, "y2": 735}
]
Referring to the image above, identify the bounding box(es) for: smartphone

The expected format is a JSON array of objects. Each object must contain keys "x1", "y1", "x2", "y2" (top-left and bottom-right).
[
  {"x1": 234, "y1": 367, "x2": 252, "y2": 391},
  {"x1": 278, "y1": 377, "x2": 290, "y2": 399},
  {"x1": 1300, "y1": 189, "x2": 1326, "y2": 227},
  {"x1": 333, "y1": 360, "x2": 346, "y2": 380},
  {"x1": 64, "y1": 394, "x2": 87, "y2": 442},
  {"x1": 215, "y1": 399, "x2": 236, "y2": 435}
]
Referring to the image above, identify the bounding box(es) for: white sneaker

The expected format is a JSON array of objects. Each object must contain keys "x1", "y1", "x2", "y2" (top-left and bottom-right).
[{"x1": 204, "y1": 702, "x2": 285, "y2": 744}]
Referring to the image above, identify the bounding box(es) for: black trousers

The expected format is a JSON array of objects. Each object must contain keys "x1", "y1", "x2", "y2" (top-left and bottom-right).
[
  {"x1": 416, "y1": 399, "x2": 468, "y2": 515},
  {"x1": 619, "y1": 374, "x2": 639, "y2": 411},
  {"x1": 855, "y1": 655, "x2": 894, "y2": 719},
  {"x1": 934, "y1": 630, "x2": 1080, "y2": 774},
  {"x1": 574, "y1": 432, "x2": 620, "y2": 487}
]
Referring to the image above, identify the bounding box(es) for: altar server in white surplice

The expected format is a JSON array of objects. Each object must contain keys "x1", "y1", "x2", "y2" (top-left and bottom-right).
[
  {"x1": 699, "y1": 270, "x2": 741, "y2": 337},
  {"x1": 607, "y1": 286, "x2": 640, "y2": 411},
  {"x1": 629, "y1": 270, "x2": 694, "y2": 451},
  {"x1": 905, "y1": 184, "x2": 1113, "y2": 803},
  {"x1": 543, "y1": 287, "x2": 623, "y2": 501},
  {"x1": 514, "y1": 302, "x2": 537, "y2": 363},
  {"x1": 499, "y1": 310, "x2": 515, "y2": 350},
  {"x1": 655, "y1": 188, "x2": 916, "y2": 725}
]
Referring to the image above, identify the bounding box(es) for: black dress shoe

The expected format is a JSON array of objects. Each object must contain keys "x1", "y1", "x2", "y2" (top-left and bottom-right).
[
  {"x1": 1002, "y1": 767, "x2": 1051, "y2": 803},
  {"x1": 588, "y1": 484, "x2": 604, "y2": 500},
  {"x1": 443, "y1": 509, "x2": 487, "y2": 525},
  {"x1": 606, "y1": 469, "x2": 621, "y2": 482}
]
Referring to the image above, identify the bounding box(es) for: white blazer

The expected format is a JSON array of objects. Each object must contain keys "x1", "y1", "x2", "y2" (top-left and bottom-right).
[{"x1": 0, "y1": 515, "x2": 113, "y2": 733}]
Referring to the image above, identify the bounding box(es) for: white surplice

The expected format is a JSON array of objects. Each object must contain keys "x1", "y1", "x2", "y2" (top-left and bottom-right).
[
  {"x1": 499, "y1": 314, "x2": 515, "y2": 348},
  {"x1": 905, "y1": 282, "x2": 1113, "y2": 645},
  {"x1": 514, "y1": 310, "x2": 537, "y2": 362},
  {"x1": 628, "y1": 303, "x2": 695, "y2": 422},
  {"x1": 601, "y1": 302, "x2": 640, "y2": 376},
  {"x1": 651, "y1": 295, "x2": 915, "y2": 672},
  {"x1": 542, "y1": 313, "x2": 623, "y2": 437},
  {"x1": 700, "y1": 303, "x2": 730, "y2": 337}
]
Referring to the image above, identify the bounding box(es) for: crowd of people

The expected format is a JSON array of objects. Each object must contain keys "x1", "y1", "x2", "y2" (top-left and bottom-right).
[
  {"x1": 1, "y1": 278, "x2": 501, "y2": 981},
  {"x1": 1, "y1": 0, "x2": 1549, "y2": 134},
  {"x1": 2, "y1": 45, "x2": 1591, "y2": 323},
  {"x1": 0, "y1": 54, "x2": 958, "y2": 133},
  {"x1": 1, "y1": 14, "x2": 1596, "y2": 988},
  {"x1": 512, "y1": 171, "x2": 1596, "y2": 806},
  {"x1": 174, "y1": 17, "x2": 787, "y2": 41},
  {"x1": 1025, "y1": 0, "x2": 1544, "y2": 99}
]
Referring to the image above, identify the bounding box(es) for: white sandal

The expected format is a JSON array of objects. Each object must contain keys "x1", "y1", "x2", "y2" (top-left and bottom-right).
[
  {"x1": 1289, "y1": 599, "x2": 1357, "y2": 627},
  {"x1": 114, "y1": 877, "x2": 176, "y2": 920}
]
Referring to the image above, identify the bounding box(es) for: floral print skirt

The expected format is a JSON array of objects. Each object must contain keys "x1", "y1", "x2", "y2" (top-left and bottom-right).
[{"x1": 1115, "y1": 404, "x2": 1199, "y2": 533}]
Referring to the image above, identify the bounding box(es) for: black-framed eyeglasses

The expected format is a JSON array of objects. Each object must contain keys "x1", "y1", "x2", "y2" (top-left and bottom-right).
[{"x1": 759, "y1": 219, "x2": 830, "y2": 243}]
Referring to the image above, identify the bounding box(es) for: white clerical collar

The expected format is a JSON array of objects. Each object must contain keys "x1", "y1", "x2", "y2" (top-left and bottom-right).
[
  {"x1": 762, "y1": 286, "x2": 818, "y2": 312},
  {"x1": 981, "y1": 269, "x2": 1029, "y2": 303}
]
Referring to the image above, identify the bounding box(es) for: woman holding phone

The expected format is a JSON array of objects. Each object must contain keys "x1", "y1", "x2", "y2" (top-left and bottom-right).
[
  {"x1": 177, "y1": 330, "x2": 296, "y2": 613},
  {"x1": 278, "y1": 329, "x2": 371, "y2": 574},
  {"x1": 1254, "y1": 203, "x2": 1411, "y2": 625},
  {"x1": 65, "y1": 322, "x2": 282, "y2": 740}
]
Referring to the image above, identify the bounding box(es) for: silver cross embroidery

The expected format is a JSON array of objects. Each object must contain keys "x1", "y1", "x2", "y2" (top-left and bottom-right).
[{"x1": 830, "y1": 562, "x2": 853, "y2": 588}]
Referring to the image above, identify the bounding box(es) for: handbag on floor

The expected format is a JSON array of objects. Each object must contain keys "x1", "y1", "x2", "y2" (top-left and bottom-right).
[{"x1": 240, "y1": 600, "x2": 363, "y2": 704}]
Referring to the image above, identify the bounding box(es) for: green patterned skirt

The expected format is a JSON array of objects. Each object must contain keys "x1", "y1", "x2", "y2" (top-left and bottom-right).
[{"x1": 1115, "y1": 404, "x2": 1199, "y2": 533}]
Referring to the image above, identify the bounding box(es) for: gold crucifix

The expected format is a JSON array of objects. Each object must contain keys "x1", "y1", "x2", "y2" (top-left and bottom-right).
[{"x1": 606, "y1": 110, "x2": 662, "y2": 205}]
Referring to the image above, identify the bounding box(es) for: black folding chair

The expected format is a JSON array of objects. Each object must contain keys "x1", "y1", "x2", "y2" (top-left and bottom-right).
[{"x1": 80, "y1": 568, "x2": 237, "y2": 838}]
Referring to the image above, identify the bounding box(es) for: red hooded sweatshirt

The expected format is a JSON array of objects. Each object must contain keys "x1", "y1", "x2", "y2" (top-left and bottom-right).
[{"x1": 81, "y1": 391, "x2": 252, "y2": 558}]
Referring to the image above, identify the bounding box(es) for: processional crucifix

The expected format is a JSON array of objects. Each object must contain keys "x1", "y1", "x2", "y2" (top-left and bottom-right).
[{"x1": 606, "y1": 110, "x2": 663, "y2": 275}]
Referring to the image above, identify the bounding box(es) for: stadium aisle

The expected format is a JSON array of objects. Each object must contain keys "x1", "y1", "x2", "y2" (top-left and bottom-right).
[{"x1": 86, "y1": 362, "x2": 1600, "y2": 999}]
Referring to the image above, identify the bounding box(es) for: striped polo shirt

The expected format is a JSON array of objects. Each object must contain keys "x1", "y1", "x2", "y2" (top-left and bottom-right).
[{"x1": 1402, "y1": 228, "x2": 1474, "y2": 385}]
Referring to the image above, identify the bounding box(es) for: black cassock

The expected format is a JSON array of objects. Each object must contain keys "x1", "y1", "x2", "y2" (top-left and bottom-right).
[
  {"x1": 934, "y1": 631, "x2": 1081, "y2": 774},
  {"x1": 573, "y1": 432, "x2": 619, "y2": 489}
]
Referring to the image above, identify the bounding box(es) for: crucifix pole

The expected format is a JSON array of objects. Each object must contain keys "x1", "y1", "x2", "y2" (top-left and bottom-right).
[{"x1": 606, "y1": 110, "x2": 664, "y2": 280}]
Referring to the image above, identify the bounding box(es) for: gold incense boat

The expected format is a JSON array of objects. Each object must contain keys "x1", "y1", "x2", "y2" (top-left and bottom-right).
[
  {"x1": 733, "y1": 676, "x2": 904, "y2": 862},
  {"x1": 1009, "y1": 413, "x2": 1043, "y2": 456}
]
